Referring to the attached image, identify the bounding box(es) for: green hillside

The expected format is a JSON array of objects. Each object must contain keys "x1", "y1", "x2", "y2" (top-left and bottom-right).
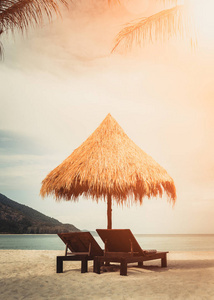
[{"x1": 0, "y1": 193, "x2": 79, "y2": 234}]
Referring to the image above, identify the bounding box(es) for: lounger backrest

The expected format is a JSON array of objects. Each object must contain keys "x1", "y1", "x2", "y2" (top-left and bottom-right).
[
  {"x1": 96, "y1": 229, "x2": 144, "y2": 255},
  {"x1": 58, "y1": 232, "x2": 103, "y2": 256}
]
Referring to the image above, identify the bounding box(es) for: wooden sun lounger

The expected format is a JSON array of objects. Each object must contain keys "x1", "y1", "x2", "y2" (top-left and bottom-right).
[
  {"x1": 94, "y1": 229, "x2": 168, "y2": 276},
  {"x1": 56, "y1": 232, "x2": 103, "y2": 273}
]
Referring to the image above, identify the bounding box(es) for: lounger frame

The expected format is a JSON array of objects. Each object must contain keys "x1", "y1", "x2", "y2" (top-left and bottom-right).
[
  {"x1": 94, "y1": 229, "x2": 168, "y2": 276},
  {"x1": 57, "y1": 254, "x2": 94, "y2": 273},
  {"x1": 93, "y1": 251, "x2": 168, "y2": 275},
  {"x1": 56, "y1": 232, "x2": 103, "y2": 273}
]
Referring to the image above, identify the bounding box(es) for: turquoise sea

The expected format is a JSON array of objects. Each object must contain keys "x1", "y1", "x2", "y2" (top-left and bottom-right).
[{"x1": 0, "y1": 234, "x2": 214, "y2": 251}]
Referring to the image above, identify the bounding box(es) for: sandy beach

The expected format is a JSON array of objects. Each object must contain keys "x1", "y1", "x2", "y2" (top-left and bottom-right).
[{"x1": 0, "y1": 251, "x2": 214, "y2": 300}]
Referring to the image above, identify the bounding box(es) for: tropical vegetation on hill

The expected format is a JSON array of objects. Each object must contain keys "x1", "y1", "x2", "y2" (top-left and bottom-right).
[{"x1": 0, "y1": 193, "x2": 79, "y2": 234}]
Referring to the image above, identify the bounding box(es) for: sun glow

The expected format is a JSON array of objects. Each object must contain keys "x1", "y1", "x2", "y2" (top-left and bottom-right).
[{"x1": 189, "y1": 0, "x2": 214, "y2": 43}]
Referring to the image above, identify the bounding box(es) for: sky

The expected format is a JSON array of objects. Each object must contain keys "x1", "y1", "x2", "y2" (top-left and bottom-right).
[{"x1": 0, "y1": 0, "x2": 214, "y2": 234}]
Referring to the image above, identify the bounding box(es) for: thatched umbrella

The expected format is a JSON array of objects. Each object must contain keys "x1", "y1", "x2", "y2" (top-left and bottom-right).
[{"x1": 40, "y1": 113, "x2": 176, "y2": 229}]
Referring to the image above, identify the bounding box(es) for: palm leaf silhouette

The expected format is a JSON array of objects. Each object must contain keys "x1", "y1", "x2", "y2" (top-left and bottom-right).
[
  {"x1": 110, "y1": 0, "x2": 196, "y2": 52},
  {"x1": 112, "y1": 5, "x2": 187, "y2": 52},
  {"x1": 0, "y1": 0, "x2": 68, "y2": 57}
]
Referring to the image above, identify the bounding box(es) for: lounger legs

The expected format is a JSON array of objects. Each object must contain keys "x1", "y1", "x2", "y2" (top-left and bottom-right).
[
  {"x1": 57, "y1": 257, "x2": 63, "y2": 273},
  {"x1": 56, "y1": 256, "x2": 89, "y2": 273},
  {"x1": 93, "y1": 253, "x2": 168, "y2": 275},
  {"x1": 93, "y1": 258, "x2": 101, "y2": 274},
  {"x1": 81, "y1": 258, "x2": 88, "y2": 273},
  {"x1": 94, "y1": 257, "x2": 128, "y2": 276},
  {"x1": 120, "y1": 259, "x2": 127, "y2": 276},
  {"x1": 161, "y1": 255, "x2": 167, "y2": 268}
]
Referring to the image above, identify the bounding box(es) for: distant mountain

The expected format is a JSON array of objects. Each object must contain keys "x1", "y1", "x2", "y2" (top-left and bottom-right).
[{"x1": 0, "y1": 193, "x2": 80, "y2": 234}]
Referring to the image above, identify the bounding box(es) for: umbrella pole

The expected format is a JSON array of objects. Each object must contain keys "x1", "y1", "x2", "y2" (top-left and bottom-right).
[{"x1": 107, "y1": 194, "x2": 112, "y2": 229}]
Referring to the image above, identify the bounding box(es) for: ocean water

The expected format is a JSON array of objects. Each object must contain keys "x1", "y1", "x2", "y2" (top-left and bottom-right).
[{"x1": 0, "y1": 234, "x2": 213, "y2": 251}]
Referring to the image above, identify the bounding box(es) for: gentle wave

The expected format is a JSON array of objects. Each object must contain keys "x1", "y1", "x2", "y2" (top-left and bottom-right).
[{"x1": 0, "y1": 234, "x2": 214, "y2": 251}]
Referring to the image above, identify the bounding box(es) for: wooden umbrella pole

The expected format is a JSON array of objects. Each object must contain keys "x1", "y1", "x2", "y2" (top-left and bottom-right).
[{"x1": 107, "y1": 194, "x2": 112, "y2": 229}]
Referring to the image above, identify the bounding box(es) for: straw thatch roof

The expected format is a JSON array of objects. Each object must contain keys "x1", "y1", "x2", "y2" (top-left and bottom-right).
[{"x1": 40, "y1": 114, "x2": 176, "y2": 205}]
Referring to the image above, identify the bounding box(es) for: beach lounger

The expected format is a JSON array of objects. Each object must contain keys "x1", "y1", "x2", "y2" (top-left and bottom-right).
[
  {"x1": 94, "y1": 229, "x2": 168, "y2": 276},
  {"x1": 56, "y1": 232, "x2": 103, "y2": 273}
]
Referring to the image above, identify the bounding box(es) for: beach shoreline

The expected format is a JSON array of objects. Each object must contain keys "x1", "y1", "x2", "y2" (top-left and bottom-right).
[{"x1": 1, "y1": 250, "x2": 214, "y2": 299}]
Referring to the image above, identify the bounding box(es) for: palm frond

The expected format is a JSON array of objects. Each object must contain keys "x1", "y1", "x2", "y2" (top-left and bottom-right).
[
  {"x1": 112, "y1": 5, "x2": 192, "y2": 52},
  {"x1": 0, "y1": 0, "x2": 68, "y2": 34},
  {"x1": 0, "y1": 0, "x2": 68, "y2": 58}
]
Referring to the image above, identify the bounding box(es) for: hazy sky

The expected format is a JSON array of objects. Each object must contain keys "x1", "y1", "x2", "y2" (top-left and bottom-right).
[{"x1": 1, "y1": 0, "x2": 214, "y2": 233}]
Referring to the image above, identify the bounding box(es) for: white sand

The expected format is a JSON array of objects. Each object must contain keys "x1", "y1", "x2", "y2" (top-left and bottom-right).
[{"x1": 0, "y1": 250, "x2": 214, "y2": 300}]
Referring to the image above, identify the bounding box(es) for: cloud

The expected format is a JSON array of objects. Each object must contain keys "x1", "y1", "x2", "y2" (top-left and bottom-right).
[{"x1": 0, "y1": 130, "x2": 48, "y2": 156}]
